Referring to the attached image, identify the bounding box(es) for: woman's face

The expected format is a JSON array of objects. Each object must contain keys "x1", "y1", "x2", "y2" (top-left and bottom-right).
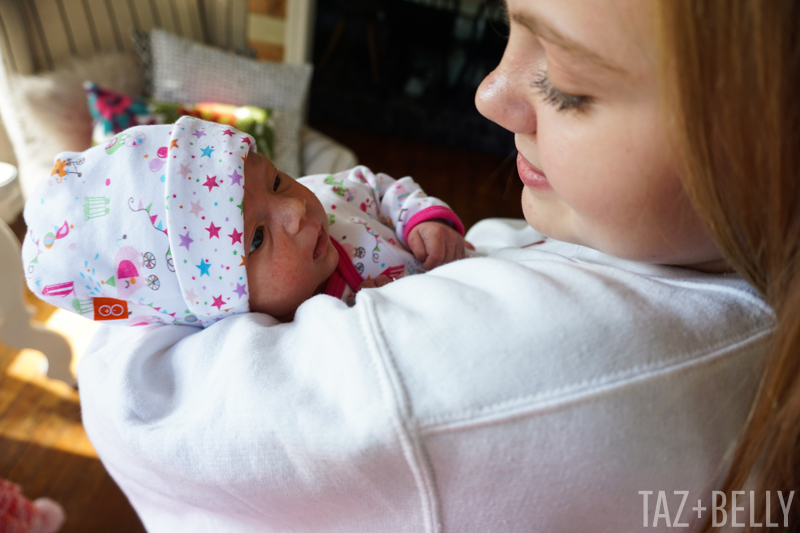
[{"x1": 476, "y1": 0, "x2": 726, "y2": 270}]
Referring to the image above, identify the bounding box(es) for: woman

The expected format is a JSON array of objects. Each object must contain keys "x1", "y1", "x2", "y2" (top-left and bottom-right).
[{"x1": 77, "y1": 0, "x2": 788, "y2": 531}]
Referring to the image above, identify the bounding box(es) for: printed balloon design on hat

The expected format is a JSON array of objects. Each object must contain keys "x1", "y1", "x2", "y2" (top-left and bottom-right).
[
  {"x1": 149, "y1": 146, "x2": 168, "y2": 172},
  {"x1": 42, "y1": 221, "x2": 70, "y2": 249}
]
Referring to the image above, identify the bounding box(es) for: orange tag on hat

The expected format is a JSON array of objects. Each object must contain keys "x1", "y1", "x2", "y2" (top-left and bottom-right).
[{"x1": 93, "y1": 298, "x2": 129, "y2": 321}]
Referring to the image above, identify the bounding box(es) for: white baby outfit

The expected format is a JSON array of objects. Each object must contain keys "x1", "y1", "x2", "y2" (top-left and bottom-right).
[
  {"x1": 22, "y1": 117, "x2": 256, "y2": 328},
  {"x1": 297, "y1": 167, "x2": 464, "y2": 301}
]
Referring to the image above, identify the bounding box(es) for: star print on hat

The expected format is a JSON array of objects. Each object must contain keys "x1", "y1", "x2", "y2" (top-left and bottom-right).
[{"x1": 21, "y1": 116, "x2": 255, "y2": 328}]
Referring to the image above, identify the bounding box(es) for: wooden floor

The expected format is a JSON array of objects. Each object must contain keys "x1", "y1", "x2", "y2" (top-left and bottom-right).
[
  {"x1": 0, "y1": 293, "x2": 146, "y2": 532},
  {"x1": 0, "y1": 125, "x2": 523, "y2": 532}
]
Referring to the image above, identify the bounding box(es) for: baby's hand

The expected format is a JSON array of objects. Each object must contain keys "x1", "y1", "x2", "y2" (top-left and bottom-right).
[{"x1": 407, "y1": 220, "x2": 466, "y2": 270}]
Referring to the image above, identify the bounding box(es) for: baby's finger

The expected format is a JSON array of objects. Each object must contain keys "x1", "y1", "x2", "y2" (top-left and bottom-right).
[
  {"x1": 358, "y1": 279, "x2": 377, "y2": 290},
  {"x1": 407, "y1": 230, "x2": 428, "y2": 263},
  {"x1": 423, "y1": 238, "x2": 446, "y2": 270},
  {"x1": 454, "y1": 238, "x2": 466, "y2": 260},
  {"x1": 374, "y1": 275, "x2": 393, "y2": 287}
]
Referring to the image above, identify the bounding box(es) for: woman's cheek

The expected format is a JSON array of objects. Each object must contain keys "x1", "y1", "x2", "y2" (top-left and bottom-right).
[{"x1": 538, "y1": 117, "x2": 604, "y2": 210}]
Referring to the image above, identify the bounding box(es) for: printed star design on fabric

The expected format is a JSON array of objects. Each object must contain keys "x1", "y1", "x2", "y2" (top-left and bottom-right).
[
  {"x1": 206, "y1": 222, "x2": 221, "y2": 239},
  {"x1": 202, "y1": 175, "x2": 219, "y2": 191},
  {"x1": 179, "y1": 231, "x2": 194, "y2": 250},
  {"x1": 196, "y1": 259, "x2": 211, "y2": 277},
  {"x1": 170, "y1": 139, "x2": 179, "y2": 150},
  {"x1": 193, "y1": 129, "x2": 206, "y2": 139},
  {"x1": 228, "y1": 169, "x2": 243, "y2": 186},
  {"x1": 184, "y1": 288, "x2": 198, "y2": 301},
  {"x1": 228, "y1": 228, "x2": 243, "y2": 245},
  {"x1": 241, "y1": 136, "x2": 251, "y2": 145},
  {"x1": 189, "y1": 199, "x2": 204, "y2": 218},
  {"x1": 200, "y1": 145, "x2": 215, "y2": 158},
  {"x1": 211, "y1": 295, "x2": 225, "y2": 310},
  {"x1": 222, "y1": 129, "x2": 235, "y2": 136},
  {"x1": 178, "y1": 163, "x2": 192, "y2": 178},
  {"x1": 239, "y1": 256, "x2": 246, "y2": 266},
  {"x1": 234, "y1": 283, "x2": 247, "y2": 299}
]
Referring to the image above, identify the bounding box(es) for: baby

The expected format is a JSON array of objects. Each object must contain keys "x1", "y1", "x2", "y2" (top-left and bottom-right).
[{"x1": 22, "y1": 117, "x2": 466, "y2": 326}]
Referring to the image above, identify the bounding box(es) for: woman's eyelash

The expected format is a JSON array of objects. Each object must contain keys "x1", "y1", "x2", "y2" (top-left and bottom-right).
[
  {"x1": 273, "y1": 174, "x2": 281, "y2": 192},
  {"x1": 533, "y1": 71, "x2": 592, "y2": 112}
]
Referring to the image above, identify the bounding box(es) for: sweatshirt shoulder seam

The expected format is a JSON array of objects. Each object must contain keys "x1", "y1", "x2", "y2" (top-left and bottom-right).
[
  {"x1": 419, "y1": 325, "x2": 774, "y2": 435},
  {"x1": 357, "y1": 294, "x2": 442, "y2": 533}
]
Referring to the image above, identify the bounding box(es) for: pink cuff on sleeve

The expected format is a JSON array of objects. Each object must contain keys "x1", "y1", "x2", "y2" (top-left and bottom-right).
[{"x1": 403, "y1": 206, "x2": 465, "y2": 243}]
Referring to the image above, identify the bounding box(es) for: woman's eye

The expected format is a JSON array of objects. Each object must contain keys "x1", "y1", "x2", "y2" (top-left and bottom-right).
[
  {"x1": 533, "y1": 70, "x2": 593, "y2": 113},
  {"x1": 273, "y1": 174, "x2": 281, "y2": 192},
  {"x1": 250, "y1": 227, "x2": 263, "y2": 253}
]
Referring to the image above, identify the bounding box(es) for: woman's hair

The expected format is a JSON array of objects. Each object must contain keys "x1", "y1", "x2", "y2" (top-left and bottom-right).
[{"x1": 657, "y1": 0, "x2": 800, "y2": 530}]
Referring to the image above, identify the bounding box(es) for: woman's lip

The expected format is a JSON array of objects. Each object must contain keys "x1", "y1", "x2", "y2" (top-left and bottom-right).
[
  {"x1": 516, "y1": 152, "x2": 553, "y2": 191},
  {"x1": 313, "y1": 227, "x2": 328, "y2": 260}
]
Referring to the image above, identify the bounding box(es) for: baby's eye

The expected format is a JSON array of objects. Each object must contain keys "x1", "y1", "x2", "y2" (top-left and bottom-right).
[
  {"x1": 273, "y1": 174, "x2": 281, "y2": 192},
  {"x1": 250, "y1": 227, "x2": 263, "y2": 253}
]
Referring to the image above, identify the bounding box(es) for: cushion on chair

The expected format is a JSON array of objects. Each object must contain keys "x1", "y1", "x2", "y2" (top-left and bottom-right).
[
  {"x1": 83, "y1": 81, "x2": 277, "y2": 160},
  {"x1": 148, "y1": 28, "x2": 312, "y2": 177},
  {"x1": 131, "y1": 29, "x2": 257, "y2": 97},
  {"x1": 1, "y1": 52, "x2": 144, "y2": 198}
]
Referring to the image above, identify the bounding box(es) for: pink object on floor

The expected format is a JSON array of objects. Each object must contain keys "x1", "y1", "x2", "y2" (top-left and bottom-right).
[{"x1": 0, "y1": 479, "x2": 65, "y2": 533}]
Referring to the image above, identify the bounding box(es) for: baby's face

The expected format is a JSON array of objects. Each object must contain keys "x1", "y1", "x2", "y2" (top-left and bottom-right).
[{"x1": 243, "y1": 152, "x2": 338, "y2": 320}]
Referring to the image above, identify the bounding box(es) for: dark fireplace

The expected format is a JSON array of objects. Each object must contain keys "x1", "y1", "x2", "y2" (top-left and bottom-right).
[{"x1": 308, "y1": 0, "x2": 514, "y2": 157}]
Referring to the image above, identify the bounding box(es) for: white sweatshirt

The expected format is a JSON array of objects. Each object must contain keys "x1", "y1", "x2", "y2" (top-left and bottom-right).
[{"x1": 78, "y1": 221, "x2": 774, "y2": 532}]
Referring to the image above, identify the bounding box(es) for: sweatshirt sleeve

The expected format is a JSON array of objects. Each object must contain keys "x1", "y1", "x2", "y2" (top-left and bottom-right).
[
  {"x1": 335, "y1": 166, "x2": 464, "y2": 248},
  {"x1": 76, "y1": 248, "x2": 773, "y2": 533}
]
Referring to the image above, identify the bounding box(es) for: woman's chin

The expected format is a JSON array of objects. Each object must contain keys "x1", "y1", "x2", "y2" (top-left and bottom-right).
[{"x1": 521, "y1": 189, "x2": 557, "y2": 239}]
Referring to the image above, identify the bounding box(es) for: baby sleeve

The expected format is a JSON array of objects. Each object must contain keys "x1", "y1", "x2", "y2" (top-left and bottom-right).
[{"x1": 335, "y1": 166, "x2": 464, "y2": 248}]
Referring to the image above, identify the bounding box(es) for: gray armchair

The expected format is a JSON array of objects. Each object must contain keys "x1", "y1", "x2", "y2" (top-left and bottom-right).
[{"x1": 0, "y1": 0, "x2": 356, "y2": 219}]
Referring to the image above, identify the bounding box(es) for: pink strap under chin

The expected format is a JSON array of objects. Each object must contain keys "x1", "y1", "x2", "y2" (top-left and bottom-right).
[{"x1": 323, "y1": 237, "x2": 365, "y2": 298}]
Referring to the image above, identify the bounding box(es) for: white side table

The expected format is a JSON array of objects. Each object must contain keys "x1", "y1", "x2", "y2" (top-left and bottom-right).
[
  {"x1": 0, "y1": 162, "x2": 23, "y2": 224},
  {"x1": 0, "y1": 212, "x2": 74, "y2": 386}
]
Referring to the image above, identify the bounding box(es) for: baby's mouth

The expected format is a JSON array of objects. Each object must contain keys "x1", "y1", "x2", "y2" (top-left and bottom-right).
[{"x1": 313, "y1": 227, "x2": 328, "y2": 260}]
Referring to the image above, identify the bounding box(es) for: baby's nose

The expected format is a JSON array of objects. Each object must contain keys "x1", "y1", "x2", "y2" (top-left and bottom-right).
[{"x1": 281, "y1": 196, "x2": 307, "y2": 235}]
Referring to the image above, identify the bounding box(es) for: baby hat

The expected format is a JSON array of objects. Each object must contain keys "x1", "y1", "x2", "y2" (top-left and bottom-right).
[{"x1": 21, "y1": 116, "x2": 256, "y2": 328}]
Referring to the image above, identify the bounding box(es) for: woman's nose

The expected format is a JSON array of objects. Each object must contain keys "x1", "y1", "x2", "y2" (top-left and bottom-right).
[
  {"x1": 277, "y1": 196, "x2": 306, "y2": 235},
  {"x1": 475, "y1": 50, "x2": 538, "y2": 135}
]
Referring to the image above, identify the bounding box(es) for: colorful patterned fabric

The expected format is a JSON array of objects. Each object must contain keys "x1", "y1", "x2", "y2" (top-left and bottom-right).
[
  {"x1": 84, "y1": 82, "x2": 275, "y2": 160},
  {"x1": 22, "y1": 117, "x2": 255, "y2": 328},
  {"x1": 84, "y1": 81, "x2": 152, "y2": 137},
  {"x1": 298, "y1": 166, "x2": 465, "y2": 302}
]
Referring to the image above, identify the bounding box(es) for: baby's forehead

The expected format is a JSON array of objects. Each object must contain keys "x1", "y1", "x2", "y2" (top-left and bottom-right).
[{"x1": 243, "y1": 151, "x2": 277, "y2": 185}]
